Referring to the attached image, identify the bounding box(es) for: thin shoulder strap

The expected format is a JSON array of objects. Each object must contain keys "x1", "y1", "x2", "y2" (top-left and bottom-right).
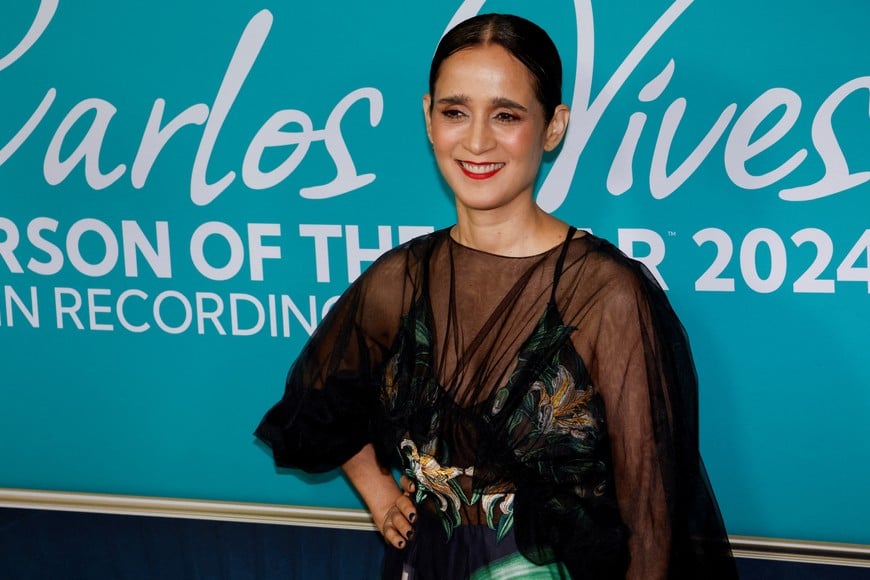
[{"x1": 550, "y1": 226, "x2": 577, "y2": 301}]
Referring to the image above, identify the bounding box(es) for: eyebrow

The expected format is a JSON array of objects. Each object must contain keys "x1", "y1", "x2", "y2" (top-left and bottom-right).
[{"x1": 436, "y1": 95, "x2": 529, "y2": 112}]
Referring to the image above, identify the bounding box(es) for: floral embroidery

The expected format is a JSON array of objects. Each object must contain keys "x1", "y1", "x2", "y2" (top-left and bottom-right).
[
  {"x1": 530, "y1": 364, "x2": 596, "y2": 438},
  {"x1": 475, "y1": 487, "x2": 515, "y2": 543},
  {"x1": 401, "y1": 438, "x2": 469, "y2": 535},
  {"x1": 386, "y1": 299, "x2": 606, "y2": 541},
  {"x1": 401, "y1": 438, "x2": 515, "y2": 540},
  {"x1": 382, "y1": 353, "x2": 399, "y2": 408},
  {"x1": 501, "y1": 360, "x2": 604, "y2": 493}
]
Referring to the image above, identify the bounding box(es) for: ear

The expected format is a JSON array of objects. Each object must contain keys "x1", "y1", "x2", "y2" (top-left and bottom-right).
[
  {"x1": 422, "y1": 94, "x2": 433, "y2": 143},
  {"x1": 543, "y1": 104, "x2": 570, "y2": 152}
]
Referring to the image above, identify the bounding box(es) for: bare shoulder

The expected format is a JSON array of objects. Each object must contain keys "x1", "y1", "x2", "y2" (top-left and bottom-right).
[
  {"x1": 564, "y1": 233, "x2": 648, "y2": 295},
  {"x1": 359, "y1": 228, "x2": 446, "y2": 284}
]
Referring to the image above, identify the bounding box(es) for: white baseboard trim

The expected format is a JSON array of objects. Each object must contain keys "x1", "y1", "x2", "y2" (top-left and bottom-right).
[
  {"x1": 0, "y1": 488, "x2": 374, "y2": 530},
  {"x1": 2, "y1": 488, "x2": 868, "y2": 568},
  {"x1": 730, "y1": 536, "x2": 870, "y2": 568}
]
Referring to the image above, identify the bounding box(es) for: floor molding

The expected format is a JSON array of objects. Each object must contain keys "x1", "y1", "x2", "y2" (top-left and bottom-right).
[
  {"x1": 0, "y1": 488, "x2": 373, "y2": 531},
  {"x1": 730, "y1": 535, "x2": 870, "y2": 568},
  {"x1": 2, "y1": 488, "x2": 868, "y2": 567}
]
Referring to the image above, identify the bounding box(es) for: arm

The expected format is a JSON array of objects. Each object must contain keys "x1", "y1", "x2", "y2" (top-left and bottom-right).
[
  {"x1": 257, "y1": 247, "x2": 424, "y2": 547},
  {"x1": 564, "y1": 245, "x2": 735, "y2": 578},
  {"x1": 256, "y1": 251, "x2": 408, "y2": 471},
  {"x1": 599, "y1": 332, "x2": 670, "y2": 580},
  {"x1": 342, "y1": 443, "x2": 416, "y2": 549},
  {"x1": 587, "y1": 274, "x2": 672, "y2": 579}
]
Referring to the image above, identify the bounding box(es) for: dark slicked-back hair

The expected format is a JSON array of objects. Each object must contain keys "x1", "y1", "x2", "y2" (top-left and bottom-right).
[{"x1": 428, "y1": 14, "x2": 563, "y2": 121}]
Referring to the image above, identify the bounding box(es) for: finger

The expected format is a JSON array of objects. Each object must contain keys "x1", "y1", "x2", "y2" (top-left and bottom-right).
[
  {"x1": 382, "y1": 507, "x2": 414, "y2": 548},
  {"x1": 399, "y1": 475, "x2": 416, "y2": 494},
  {"x1": 394, "y1": 493, "x2": 417, "y2": 524},
  {"x1": 382, "y1": 525, "x2": 407, "y2": 549},
  {"x1": 388, "y1": 503, "x2": 415, "y2": 539}
]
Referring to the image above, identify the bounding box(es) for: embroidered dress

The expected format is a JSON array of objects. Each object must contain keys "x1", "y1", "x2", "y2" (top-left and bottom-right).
[{"x1": 256, "y1": 228, "x2": 736, "y2": 579}]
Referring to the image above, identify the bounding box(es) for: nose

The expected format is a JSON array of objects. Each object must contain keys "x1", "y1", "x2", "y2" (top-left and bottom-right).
[{"x1": 464, "y1": 116, "x2": 495, "y2": 155}]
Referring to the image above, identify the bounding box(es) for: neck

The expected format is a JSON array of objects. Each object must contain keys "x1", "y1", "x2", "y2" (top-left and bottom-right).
[{"x1": 452, "y1": 202, "x2": 569, "y2": 257}]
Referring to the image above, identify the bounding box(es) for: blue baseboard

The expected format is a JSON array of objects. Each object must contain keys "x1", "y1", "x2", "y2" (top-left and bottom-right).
[{"x1": 1, "y1": 508, "x2": 867, "y2": 579}]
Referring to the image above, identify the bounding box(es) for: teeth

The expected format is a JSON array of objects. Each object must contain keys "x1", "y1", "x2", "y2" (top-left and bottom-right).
[{"x1": 460, "y1": 161, "x2": 504, "y2": 174}]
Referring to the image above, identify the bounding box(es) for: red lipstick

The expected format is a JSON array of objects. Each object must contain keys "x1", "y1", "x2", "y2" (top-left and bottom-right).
[{"x1": 457, "y1": 160, "x2": 504, "y2": 180}]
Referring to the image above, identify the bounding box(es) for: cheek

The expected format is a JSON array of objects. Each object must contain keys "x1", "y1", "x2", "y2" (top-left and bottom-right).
[
  {"x1": 500, "y1": 127, "x2": 545, "y2": 157},
  {"x1": 430, "y1": 127, "x2": 460, "y2": 161},
  {"x1": 430, "y1": 122, "x2": 457, "y2": 147}
]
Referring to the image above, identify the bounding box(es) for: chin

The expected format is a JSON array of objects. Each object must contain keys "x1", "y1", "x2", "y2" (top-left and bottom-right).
[{"x1": 452, "y1": 192, "x2": 526, "y2": 213}]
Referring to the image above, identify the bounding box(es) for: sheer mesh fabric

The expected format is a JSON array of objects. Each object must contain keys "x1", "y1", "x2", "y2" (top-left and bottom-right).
[{"x1": 256, "y1": 228, "x2": 737, "y2": 579}]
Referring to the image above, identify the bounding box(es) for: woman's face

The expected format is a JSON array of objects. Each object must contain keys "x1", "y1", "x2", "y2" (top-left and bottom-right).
[{"x1": 424, "y1": 44, "x2": 568, "y2": 217}]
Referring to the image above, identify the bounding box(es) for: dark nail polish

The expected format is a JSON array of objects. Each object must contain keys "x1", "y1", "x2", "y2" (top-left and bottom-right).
[
  {"x1": 408, "y1": 512, "x2": 416, "y2": 522},
  {"x1": 397, "y1": 540, "x2": 405, "y2": 549},
  {"x1": 406, "y1": 530, "x2": 414, "y2": 539}
]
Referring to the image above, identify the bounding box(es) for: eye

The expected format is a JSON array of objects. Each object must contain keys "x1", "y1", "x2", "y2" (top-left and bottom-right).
[
  {"x1": 494, "y1": 111, "x2": 520, "y2": 123},
  {"x1": 440, "y1": 108, "x2": 465, "y2": 120}
]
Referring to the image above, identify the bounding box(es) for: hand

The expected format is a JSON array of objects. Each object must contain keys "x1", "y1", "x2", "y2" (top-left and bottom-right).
[{"x1": 378, "y1": 476, "x2": 418, "y2": 549}]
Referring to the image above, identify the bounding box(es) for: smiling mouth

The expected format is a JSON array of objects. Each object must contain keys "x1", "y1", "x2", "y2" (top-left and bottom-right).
[{"x1": 457, "y1": 160, "x2": 505, "y2": 180}]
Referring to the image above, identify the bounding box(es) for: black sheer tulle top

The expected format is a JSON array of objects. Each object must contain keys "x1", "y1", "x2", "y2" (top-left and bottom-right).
[{"x1": 255, "y1": 228, "x2": 736, "y2": 579}]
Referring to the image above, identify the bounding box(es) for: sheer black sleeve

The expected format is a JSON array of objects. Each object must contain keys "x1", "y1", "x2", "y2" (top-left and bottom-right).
[
  {"x1": 254, "y1": 247, "x2": 413, "y2": 473},
  {"x1": 575, "y1": 244, "x2": 736, "y2": 579}
]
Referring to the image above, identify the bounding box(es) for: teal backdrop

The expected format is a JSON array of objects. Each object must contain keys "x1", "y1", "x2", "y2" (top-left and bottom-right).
[{"x1": 1, "y1": 0, "x2": 868, "y2": 545}]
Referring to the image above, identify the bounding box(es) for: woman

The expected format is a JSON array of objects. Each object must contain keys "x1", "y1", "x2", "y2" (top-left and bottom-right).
[{"x1": 256, "y1": 13, "x2": 736, "y2": 579}]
